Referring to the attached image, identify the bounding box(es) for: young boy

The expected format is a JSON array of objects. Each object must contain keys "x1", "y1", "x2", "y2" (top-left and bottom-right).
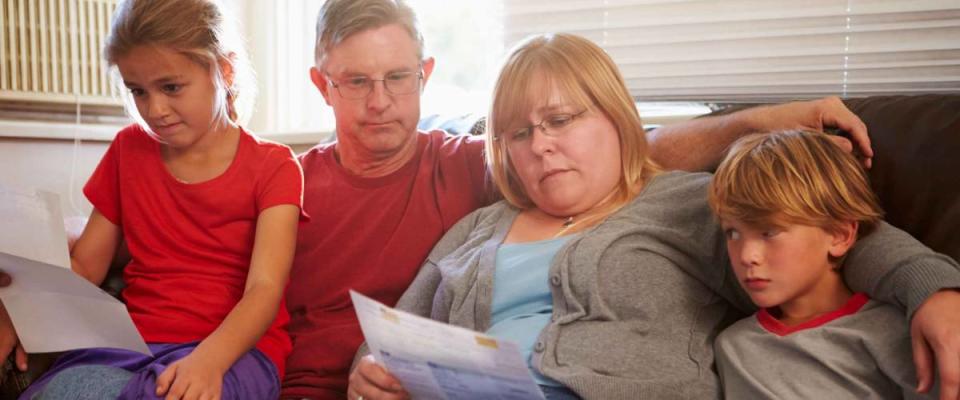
[{"x1": 708, "y1": 130, "x2": 937, "y2": 399}]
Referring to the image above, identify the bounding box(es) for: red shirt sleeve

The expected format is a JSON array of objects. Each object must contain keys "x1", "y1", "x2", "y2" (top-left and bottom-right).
[
  {"x1": 256, "y1": 146, "x2": 305, "y2": 214},
  {"x1": 83, "y1": 135, "x2": 123, "y2": 225}
]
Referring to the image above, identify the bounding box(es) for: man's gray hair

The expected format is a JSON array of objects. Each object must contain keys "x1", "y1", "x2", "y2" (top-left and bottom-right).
[{"x1": 314, "y1": 0, "x2": 425, "y2": 67}]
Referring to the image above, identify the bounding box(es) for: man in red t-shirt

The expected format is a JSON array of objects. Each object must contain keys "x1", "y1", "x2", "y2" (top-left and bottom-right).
[{"x1": 281, "y1": 1, "x2": 877, "y2": 399}]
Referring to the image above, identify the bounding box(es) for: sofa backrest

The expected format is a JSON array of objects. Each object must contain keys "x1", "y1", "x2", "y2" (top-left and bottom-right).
[{"x1": 843, "y1": 95, "x2": 960, "y2": 261}]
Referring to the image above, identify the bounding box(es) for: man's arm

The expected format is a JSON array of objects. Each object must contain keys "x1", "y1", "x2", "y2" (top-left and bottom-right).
[{"x1": 646, "y1": 96, "x2": 872, "y2": 171}]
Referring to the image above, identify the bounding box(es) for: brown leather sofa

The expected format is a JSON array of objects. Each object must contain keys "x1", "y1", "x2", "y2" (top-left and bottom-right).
[
  {"x1": 843, "y1": 95, "x2": 959, "y2": 261},
  {"x1": 1, "y1": 94, "x2": 957, "y2": 398}
]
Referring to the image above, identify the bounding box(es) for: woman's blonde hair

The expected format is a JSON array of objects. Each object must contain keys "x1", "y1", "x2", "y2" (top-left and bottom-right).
[
  {"x1": 104, "y1": 0, "x2": 254, "y2": 127},
  {"x1": 709, "y1": 130, "x2": 883, "y2": 236},
  {"x1": 486, "y1": 33, "x2": 660, "y2": 231},
  {"x1": 314, "y1": 0, "x2": 424, "y2": 68}
]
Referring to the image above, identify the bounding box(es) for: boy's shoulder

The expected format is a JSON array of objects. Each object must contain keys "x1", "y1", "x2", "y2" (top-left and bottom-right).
[
  {"x1": 717, "y1": 302, "x2": 924, "y2": 400},
  {"x1": 846, "y1": 299, "x2": 909, "y2": 338},
  {"x1": 717, "y1": 313, "x2": 765, "y2": 344},
  {"x1": 718, "y1": 298, "x2": 907, "y2": 346}
]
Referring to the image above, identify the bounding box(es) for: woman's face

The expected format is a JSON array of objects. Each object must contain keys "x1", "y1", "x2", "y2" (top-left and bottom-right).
[{"x1": 502, "y1": 81, "x2": 623, "y2": 218}]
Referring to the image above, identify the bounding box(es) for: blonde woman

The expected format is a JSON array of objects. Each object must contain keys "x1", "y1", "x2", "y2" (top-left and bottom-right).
[{"x1": 348, "y1": 33, "x2": 960, "y2": 400}]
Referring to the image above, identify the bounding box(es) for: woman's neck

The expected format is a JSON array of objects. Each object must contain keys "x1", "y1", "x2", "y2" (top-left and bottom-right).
[{"x1": 503, "y1": 208, "x2": 571, "y2": 244}]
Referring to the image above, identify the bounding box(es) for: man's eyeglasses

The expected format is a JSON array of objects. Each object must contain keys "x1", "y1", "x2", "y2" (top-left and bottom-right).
[
  {"x1": 327, "y1": 70, "x2": 423, "y2": 100},
  {"x1": 498, "y1": 109, "x2": 590, "y2": 145}
]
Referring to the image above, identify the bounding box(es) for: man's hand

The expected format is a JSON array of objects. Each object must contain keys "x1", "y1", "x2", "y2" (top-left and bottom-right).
[
  {"x1": 744, "y1": 96, "x2": 873, "y2": 168},
  {"x1": 647, "y1": 96, "x2": 873, "y2": 172},
  {"x1": 0, "y1": 271, "x2": 27, "y2": 372},
  {"x1": 347, "y1": 355, "x2": 409, "y2": 400},
  {"x1": 911, "y1": 289, "x2": 960, "y2": 400}
]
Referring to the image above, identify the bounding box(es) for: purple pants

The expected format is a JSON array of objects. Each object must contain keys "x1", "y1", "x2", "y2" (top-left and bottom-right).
[{"x1": 20, "y1": 342, "x2": 279, "y2": 400}]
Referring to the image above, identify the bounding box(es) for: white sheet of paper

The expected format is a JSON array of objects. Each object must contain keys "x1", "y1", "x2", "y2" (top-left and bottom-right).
[
  {"x1": 0, "y1": 185, "x2": 151, "y2": 355},
  {"x1": 0, "y1": 188, "x2": 70, "y2": 269},
  {"x1": 351, "y1": 290, "x2": 545, "y2": 400}
]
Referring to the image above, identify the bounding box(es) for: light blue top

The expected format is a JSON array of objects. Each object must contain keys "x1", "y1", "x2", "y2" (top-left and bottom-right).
[{"x1": 486, "y1": 235, "x2": 572, "y2": 386}]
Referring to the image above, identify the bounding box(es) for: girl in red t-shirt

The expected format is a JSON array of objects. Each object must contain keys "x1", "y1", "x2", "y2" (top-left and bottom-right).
[{"x1": 3, "y1": 1, "x2": 304, "y2": 399}]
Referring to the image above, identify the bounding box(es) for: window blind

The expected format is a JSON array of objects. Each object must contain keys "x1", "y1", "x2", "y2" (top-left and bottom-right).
[{"x1": 504, "y1": 0, "x2": 960, "y2": 102}]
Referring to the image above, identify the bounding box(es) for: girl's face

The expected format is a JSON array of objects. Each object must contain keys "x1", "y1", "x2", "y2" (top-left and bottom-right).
[
  {"x1": 501, "y1": 80, "x2": 623, "y2": 218},
  {"x1": 116, "y1": 45, "x2": 228, "y2": 150}
]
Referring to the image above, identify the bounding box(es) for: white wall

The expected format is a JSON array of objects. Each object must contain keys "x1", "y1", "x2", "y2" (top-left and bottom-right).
[{"x1": 0, "y1": 138, "x2": 107, "y2": 218}]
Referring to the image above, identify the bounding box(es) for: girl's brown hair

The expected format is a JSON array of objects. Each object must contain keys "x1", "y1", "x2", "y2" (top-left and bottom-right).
[{"x1": 104, "y1": 0, "x2": 254, "y2": 126}]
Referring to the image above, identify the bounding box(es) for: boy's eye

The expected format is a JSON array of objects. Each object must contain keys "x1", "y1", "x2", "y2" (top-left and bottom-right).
[
  {"x1": 724, "y1": 229, "x2": 740, "y2": 241},
  {"x1": 762, "y1": 229, "x2": 781, "y2": 238},
  {"x1": 128, "y1": 88, "x2": 145, "y2": 97}
]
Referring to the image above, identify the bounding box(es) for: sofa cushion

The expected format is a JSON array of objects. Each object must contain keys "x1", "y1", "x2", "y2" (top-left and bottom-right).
[{"x1": 418, "y1": 113, "x2": 485, "y2": 136}]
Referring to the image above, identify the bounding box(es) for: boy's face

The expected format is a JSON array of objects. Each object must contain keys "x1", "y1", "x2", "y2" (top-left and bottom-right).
[{"x1": 721, "y1": 218, "x2": 853, "y2": 310}]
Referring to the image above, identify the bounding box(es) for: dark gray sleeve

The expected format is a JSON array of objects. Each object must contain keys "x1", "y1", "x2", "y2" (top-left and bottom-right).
[{"x1": 843, "y1": 221, "x2": 960, "y2": 318}]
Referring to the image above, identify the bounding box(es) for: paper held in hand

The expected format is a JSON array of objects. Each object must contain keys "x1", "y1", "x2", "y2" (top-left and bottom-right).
[
  {"x1": 350, "y1": 290, "x2": 546, "y2": 400},
  {"x1": 0, "y1": 185, "x2": 150, "y2": 355}
]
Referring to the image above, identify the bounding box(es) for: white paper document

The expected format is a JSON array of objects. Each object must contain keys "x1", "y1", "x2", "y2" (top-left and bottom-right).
[
  {"x1": 0, "y1": 185, "x2": 150, "y2": 355},
  {"x1": 350, "y1": 290, "x2": 546, "y2": 400}
]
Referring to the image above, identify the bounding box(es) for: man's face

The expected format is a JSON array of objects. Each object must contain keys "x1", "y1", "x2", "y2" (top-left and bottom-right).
[{"x1": 311, "y1": 24, "x2": 435, "y2": 159}]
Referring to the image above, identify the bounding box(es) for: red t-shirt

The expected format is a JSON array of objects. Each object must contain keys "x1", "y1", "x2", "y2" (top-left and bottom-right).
[
  {"x1": 83, "y1": 124, "x2": 303, "y2": 377},
  {"x1": 282, "y1": 131, "x2": 490, "y2": 399}
]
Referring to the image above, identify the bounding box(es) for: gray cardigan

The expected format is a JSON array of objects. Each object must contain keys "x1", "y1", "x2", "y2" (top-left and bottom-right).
[{"x1": 360, "y1": 171, "x2": 960, "y2": 399}]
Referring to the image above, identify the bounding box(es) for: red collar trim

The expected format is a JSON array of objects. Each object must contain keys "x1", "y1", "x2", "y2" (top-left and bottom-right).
[{"x1": 757, "y1": 293, "x2": 869, "y2": 336}]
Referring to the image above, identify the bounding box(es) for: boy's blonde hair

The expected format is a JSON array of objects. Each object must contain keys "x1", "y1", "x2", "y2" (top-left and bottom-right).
[
  {"x1": 104, "y1": 0, "x2": 254, "y2": 126},
  {"x1": 314, "y1": 0, "x2": 424, "y2": 68},
  {"x1": 709, "y1": 130, "x2": 883, "y2": 236},
  {"x1": 486, "y1": 33, "x2": 660, "y2": 230}
]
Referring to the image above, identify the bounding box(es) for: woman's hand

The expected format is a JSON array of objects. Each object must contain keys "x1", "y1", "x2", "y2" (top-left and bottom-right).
[
  {"x1": 155, "y1": 352, "x2": 226, "y2": 400},
  {"x1": 911, "y1": 289, "x2": 960, "y2": 400},
  {"x1": 347, "y1": 355, "x2": 409, "y2": 400}
]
